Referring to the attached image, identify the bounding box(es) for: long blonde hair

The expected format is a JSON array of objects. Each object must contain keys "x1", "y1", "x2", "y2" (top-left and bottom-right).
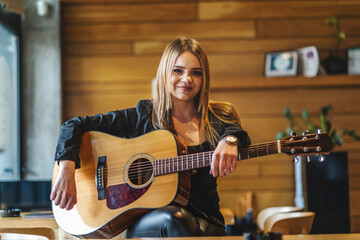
[{"x1": 152, "y1": 36, "x2": 242, "y2": 147}]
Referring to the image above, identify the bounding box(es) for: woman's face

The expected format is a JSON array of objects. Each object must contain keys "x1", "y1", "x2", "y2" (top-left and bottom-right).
[{"x1": 169, "y1": 51, "x2": 203, "y2": 104}]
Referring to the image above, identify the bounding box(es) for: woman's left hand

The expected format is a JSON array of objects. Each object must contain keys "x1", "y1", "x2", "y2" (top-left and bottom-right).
[{"x1": 210, "y1": 139, "x2": 238, "y2": 177}]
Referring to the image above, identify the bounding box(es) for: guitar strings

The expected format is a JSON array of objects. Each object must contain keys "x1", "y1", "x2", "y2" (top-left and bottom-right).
[
  {"x1": 99, "y1": 142, "x2": 279, "y2": 179},
  {"x1": 102, "y1": 142, "x2": 279, "y2": 176},
  {"x1": 101, "y1": 141, "x2": 278, "y2": 174}
]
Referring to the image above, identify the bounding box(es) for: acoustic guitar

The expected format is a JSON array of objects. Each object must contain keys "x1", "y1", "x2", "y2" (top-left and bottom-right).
[{"x1": 52, "y1": 130, "x2": 331, "y2": 238}]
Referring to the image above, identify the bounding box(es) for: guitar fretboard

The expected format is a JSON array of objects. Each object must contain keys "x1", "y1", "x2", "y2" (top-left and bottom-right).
[{"x1": 153, "y1": 141, "x2": 279, "y2": 176}]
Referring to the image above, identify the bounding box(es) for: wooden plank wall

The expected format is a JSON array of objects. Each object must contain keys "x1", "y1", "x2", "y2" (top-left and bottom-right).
[{"x1": 60, "y1": 0, "x2": 360, "y2": 232}]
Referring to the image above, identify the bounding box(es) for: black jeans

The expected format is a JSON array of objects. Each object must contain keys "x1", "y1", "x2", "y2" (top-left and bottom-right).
[{"x1": 124, "y1": 205, "x2": 227, "y2": 238}]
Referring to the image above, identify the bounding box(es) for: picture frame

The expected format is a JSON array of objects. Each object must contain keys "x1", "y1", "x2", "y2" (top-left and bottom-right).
[
  {"x1": 348, "y1": 47, "x2": 360, "y2": 75},
  {"x1": 265, "y1": 51, "x2": 298, "y2": 77}
]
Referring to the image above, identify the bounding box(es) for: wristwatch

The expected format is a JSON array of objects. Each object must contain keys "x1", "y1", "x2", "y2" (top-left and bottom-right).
[{"x1": 222, "y1": 135, "x2": 238, "y2": 146}]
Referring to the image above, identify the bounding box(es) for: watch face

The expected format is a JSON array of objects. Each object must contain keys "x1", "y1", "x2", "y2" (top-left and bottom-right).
[{"x1": 224, "y1": 136, "x2": 237, "y2": 145}]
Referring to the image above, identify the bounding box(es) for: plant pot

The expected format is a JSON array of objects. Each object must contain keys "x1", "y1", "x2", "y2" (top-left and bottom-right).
[
  {"x1": 321, "y1": 52, "x2": 347, "y2": 74},
  {"x1": 305, "y1": 151, "x2": 350, "y2": 234}
]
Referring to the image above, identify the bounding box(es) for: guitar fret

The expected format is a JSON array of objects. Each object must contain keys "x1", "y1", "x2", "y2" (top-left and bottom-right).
[
  {"x1": 181, "y1": 156, "x2": 184, "y2": 171},
  {"x1": 167, "y1": 158, "x2": 170, "y2": 174},
  {"x1": 203, "y1": 152, "x2": 205, "y2": 166},
  {"x1": 154, "y1": 160, "x2": 156, "y2": 175},
  {"x1": 186, "y1": 155, "x2": 189, "y2": 170},
  {"x1": 176, "y1": 157, "x2": 179, "y2": 172},
  {"x1": 153, "y1": 139, "x2": 315, "y2": 176},
  {"x1": 161, "y1": 159, "x2": 163, "y2": 175}
]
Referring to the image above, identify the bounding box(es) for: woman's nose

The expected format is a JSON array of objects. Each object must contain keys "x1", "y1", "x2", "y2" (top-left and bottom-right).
[{"x1": 181, "y1": 74, "x2": 192, "y2": 83}]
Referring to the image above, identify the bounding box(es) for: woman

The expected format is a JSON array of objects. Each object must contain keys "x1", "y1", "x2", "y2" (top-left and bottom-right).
[{"x1": 50, "y1": 36, "x2": 251, "y2": 237}]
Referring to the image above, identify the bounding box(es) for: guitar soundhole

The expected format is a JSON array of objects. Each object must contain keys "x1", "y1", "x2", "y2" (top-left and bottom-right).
[{"x1": 128, "y1": 158, "x2": 153, "y2": 187}]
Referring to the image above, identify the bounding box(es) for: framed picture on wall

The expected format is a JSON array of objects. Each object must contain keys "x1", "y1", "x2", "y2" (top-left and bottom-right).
[{"x1": 265, "y1": 51, "x2": 298, "y2": 77}]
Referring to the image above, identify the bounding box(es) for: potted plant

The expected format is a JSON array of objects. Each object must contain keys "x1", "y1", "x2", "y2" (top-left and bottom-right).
[
  {"x1": 321, "y1": 16, "x2": 348, "y2": 74},
  {"x1": 275, "y1": 105, "x2": 359, "y2": 150},
  {"x1": 276, "y1": 105, "x2": 359, "y2": 234}
]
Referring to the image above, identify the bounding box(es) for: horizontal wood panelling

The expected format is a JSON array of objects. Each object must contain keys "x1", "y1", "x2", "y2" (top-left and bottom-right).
[
  {"x1": 199, "y1": 1, "x2": 360, "y2": 20},
  {"x1": 64, "y1": 42, "x2": 132, "y2": 56},
  {"x1": 64, "y1": 82, "x2": 152, "y2": 94},
  {"x1": 211, "y1": 84, "x2": 360, "y2": 115},
  {"x1": 64, "y1": 56, "x2": 159, "y2": 82},
  {"x1": 258, "y1": 17, "x2": 360, "y2": 38},
  {"x1": 209, "y1": 54, "x2": 264, "y2": 77},
  {"x1": 351, "y1": 216, "x2": 360, "y2": 233},
  {"x1": 261, "y1": 161, "x2": 294, "y2": 177},
  {"x1": 61, "y1": 0, "x2": 360, "y2": 232},
  {"x1": 61, "y1": 0, "x2": 188, "y2": 3},
  {"x1": 226, "y1": 163, "x2": 259, "y2": 177},
  {"x1": 219, "y1": 190, "x2": 294, "y2": 215},
  {"x1": 350, "y1": 191, "x2": 360, "y2": 215},
  {"x1": 218, "y1": 177, "x2": 294, "y2": 191},
  {"x1": 134, "y1": 37, "x2": 360, "y2": 55},
  {"x1": 63, "y1": 21, "x2": 255, "y2": 42},
  {"x1": 210, "y1": 75, "x2": 360, "y2": 91},
  {"x1": 64, "y1": 92, "x2": 151, "y2": 119},
  {"x1": 62, "y1": 3, "x2": 196, "y2": 23},
  {"x1": 349, "y1": 176, "x2": 360, "y2": 189},
  {"x1": 348, "y1": 157, "x2": 360, "y2": 176}
]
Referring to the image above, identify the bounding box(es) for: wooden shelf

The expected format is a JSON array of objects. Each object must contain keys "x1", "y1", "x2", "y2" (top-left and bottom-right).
[{"x1": 211, "y1": 74, "x2": 360, "y2": 90}]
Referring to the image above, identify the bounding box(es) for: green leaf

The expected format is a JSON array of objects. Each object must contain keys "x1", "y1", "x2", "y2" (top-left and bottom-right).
[
  {"x1": 284, "y1": 107, "x2": 293, "y2": 121},
  {"x1": 275, "y1": 132, "x2": 286, "y2": 140},
  {"x1": 321, "y1": 105, "x2": 333, "y2": 118},
  {"x1": 301, "y1": 109, "x2": 309, "y2": 120},
  {"x1": 286, "y1": 126, "x2": 293, "y2": 135}
]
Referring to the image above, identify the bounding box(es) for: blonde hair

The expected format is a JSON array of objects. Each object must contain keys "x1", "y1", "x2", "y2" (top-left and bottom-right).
[{"x1": 152, "y1": 36, "x2": 242, "y2": 147}]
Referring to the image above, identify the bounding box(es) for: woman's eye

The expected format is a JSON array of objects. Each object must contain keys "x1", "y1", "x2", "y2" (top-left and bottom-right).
[
  {"x1": 173, "y1": 69, "x2": 183, "y2": 74},
  {"x1": 192, "y1": 71, "x2": 203, "y2": 77}
]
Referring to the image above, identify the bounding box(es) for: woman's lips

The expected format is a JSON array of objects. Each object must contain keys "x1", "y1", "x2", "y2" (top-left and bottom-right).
[{"x1": 177, "y1": 86, "x2": 192, "y2": 91}]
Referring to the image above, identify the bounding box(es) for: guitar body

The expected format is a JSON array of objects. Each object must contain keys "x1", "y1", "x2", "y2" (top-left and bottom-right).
[{"x1": 52, "y1": 130, "x2": 190, "y2": 239}]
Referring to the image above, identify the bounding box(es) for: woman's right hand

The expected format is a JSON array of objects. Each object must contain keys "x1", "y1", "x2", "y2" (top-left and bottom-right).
[{"x1": 50, "y1": 160, "x2": 77, "y2": 210}]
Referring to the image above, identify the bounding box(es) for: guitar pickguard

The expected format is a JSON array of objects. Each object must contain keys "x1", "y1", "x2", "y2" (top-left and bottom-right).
[{"x1": 106, "y1": 183, "x2": 152, "y2": 209}]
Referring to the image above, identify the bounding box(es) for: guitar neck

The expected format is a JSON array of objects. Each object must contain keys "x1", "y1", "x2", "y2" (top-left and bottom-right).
[{"x1": 154, "y1": 140, "x2": 280, "y2": 176}]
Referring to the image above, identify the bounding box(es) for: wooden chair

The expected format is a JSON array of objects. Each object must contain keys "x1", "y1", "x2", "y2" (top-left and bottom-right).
[
  {"x1": 263, "y1": 212, "x2": 315, "y2": 235},
  {"x1": 256, "y1": 206, "x2": 303, "y2": 231}
]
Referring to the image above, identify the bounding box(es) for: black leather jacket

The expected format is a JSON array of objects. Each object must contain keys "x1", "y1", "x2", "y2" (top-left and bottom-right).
[{"x1": 54, "y1": 99, "x2": 251, "y2": 227}]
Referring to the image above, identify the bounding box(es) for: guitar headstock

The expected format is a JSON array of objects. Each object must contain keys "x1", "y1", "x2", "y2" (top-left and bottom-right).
[{"x1": 280, "y1": 130, "x2": 332, "y2": 163}]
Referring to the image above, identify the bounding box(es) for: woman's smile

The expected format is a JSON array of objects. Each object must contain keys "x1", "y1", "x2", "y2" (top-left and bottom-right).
[{"x1": 170, "y1": 51, "x2": 203, "y2": 103}]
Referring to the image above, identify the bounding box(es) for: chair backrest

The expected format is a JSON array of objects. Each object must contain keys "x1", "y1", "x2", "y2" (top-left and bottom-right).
[
  {"x1": 263, "y1": 212, "x2": 315, "y2": 235},
  {"x1": 256, "y1": 206, "x2": 304, "y2": 231}
]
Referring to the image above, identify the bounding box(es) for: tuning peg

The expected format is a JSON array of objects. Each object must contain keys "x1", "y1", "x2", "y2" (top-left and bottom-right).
[
  {"x1": 302, "y1": 130, "x2": 310, "y2": 136},
  {"x1": 290, "y1": 131, "x2": 297, "y2": 137},
  {"x1": 306, "y1": 155, "x2": 311, "y2": 162},
  {"x1": 318, "y1": 155, "x2": 325, "y2": 162},
  {"x1": 293, "y1": 156, "x2": 300, "y2": 164}
]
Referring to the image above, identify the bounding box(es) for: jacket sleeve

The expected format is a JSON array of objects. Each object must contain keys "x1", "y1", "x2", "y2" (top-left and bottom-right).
[
  {"x1": 219, "y1": 122, "x2": 251, "y2": 149},
  {"x1": 54, "y1": 100, "x2": 153, "y2": 168}
]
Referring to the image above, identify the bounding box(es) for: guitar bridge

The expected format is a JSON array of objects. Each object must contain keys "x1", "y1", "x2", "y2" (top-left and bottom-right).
[{"x1": 96, "y1": 156, "x2": 107, "y2": 200}]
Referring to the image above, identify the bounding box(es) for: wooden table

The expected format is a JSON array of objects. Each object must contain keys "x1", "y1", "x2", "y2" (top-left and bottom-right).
[
  {"x1": 149, "y1": 234, "x2": 360, "y2": 240},
  {"x1": 0, "y1": 211, "x2": 71, "y2": 239}
]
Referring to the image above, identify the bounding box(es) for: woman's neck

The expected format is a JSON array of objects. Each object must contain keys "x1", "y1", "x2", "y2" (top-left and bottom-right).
[
  {"x1": 171, "y1": 99, "x2": 198, "y2": 122},
  {"x1": 171, "y1": 100, "x2": 205, "y2": 146}
]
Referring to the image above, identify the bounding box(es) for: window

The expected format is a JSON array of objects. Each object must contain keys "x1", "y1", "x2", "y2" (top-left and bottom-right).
[{"x1": 0, "y1": 5, "x2": 20, "y2": 181}]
